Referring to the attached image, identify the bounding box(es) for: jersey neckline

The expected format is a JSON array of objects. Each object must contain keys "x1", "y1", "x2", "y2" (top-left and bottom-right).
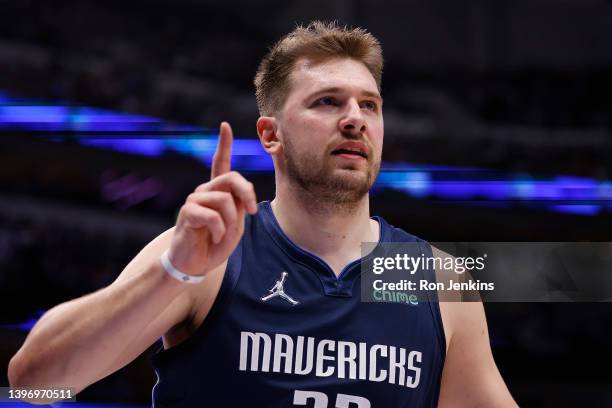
[{"x1": 258, "y1": 200, "x2": 389, "y2": 297}]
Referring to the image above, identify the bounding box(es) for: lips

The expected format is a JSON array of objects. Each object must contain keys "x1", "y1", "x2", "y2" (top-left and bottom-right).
[{"x1": 331, "y1": 141, "x2": 368, "y2": 158}]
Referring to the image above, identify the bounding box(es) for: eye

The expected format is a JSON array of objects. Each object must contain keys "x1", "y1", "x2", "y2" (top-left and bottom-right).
[
  {"x1": 361, "y1": 100, "x2": 378, "y2": 111},
  {"x1": 315, "y1": 96, "x2": 338, "y2": 107}
]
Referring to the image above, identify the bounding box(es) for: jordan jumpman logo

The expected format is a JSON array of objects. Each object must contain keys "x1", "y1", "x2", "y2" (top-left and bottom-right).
[{"x1": 261, "y1": 271, "x2": 299, "y2": 306}]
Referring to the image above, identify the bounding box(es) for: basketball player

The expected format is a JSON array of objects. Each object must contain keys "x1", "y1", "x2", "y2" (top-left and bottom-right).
[{"x1": 8, "y1": 22, "x2": 517, "y2": 407}]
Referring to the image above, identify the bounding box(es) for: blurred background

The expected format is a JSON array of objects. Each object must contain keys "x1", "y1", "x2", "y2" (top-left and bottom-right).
[{"x1": 1, "y1": 0, "x2": 611, "y2": 406}]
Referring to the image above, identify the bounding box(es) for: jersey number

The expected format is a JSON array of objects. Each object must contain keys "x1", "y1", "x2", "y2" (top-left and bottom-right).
[{"x1": 293, "y1": 390, "x2": 371, "y2": 408}]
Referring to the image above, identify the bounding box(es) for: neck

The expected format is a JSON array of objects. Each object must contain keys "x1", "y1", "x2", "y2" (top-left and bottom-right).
[{"x1": 271, "y1": 182, "x2": 379, "y2": 275}]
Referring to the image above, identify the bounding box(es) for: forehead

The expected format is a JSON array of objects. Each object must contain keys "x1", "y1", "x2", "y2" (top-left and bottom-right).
[{"x1": 287, "y1": 57, "x2": 380, "y2": 100}]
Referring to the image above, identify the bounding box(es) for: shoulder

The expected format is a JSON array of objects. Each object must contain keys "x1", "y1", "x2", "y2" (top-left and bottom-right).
[{"x1": 375, "y1": 216, "x2": 424, "y2": 244}]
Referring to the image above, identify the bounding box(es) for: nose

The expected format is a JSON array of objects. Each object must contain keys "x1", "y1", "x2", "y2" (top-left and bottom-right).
[{"x1": 338, "y1": 99, "x2": 366, "y2": 136}]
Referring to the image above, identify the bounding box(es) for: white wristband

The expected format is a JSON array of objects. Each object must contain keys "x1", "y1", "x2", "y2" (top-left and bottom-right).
[{"x1": 160, "y1": 250, "x2": 205, "y2": 284}]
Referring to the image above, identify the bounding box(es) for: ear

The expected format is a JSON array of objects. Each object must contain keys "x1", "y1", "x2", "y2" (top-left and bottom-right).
[{"x1": 256, "y1": 116, "x2": 282, "y2": 155}]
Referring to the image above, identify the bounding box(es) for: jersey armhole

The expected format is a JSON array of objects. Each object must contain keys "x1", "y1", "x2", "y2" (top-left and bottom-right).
[
  {"x1": 418, "y1": 239, "x2": 447, "y2": 367},
  {"x1": 151, "y1": 239, "x2": 245, "y2": 367}
]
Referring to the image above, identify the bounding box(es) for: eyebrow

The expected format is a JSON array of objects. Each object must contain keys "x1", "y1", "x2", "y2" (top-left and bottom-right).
[{"x1": 308, "y1": 87, "x2": 383, "y2": 102}]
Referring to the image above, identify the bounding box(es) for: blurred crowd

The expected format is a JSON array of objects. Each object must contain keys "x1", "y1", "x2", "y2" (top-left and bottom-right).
[
  {"x1": 0, "y1": 1, "x2": 610, "y2": 179},
  {"x1": 0, "y1": 215, "x2": 147, "y2": 322}
]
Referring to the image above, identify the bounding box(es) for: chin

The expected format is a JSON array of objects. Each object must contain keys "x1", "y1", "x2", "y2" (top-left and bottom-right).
[
  {"x1": 331, "y1": 169, "x2": 367, "y2": 183},
  {"x1": 329, "y1": 172, "x2": 372, "y2": 193}
]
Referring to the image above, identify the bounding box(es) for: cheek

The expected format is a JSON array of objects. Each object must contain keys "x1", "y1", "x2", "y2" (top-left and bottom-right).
[
  {"x1": 283, "y1": 107, "x2": 317, "y2": 136},
  {"x1": 370, "y1": 122, "x2": 384, "y2": 154},
  {"x1": 285, "y1": 114, "x2": 332, "y2": 147}
]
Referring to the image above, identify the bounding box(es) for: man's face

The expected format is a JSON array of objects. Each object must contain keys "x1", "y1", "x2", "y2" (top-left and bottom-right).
[{"x1": 277, "y1": 57, "x2": 384, "y2": 205}]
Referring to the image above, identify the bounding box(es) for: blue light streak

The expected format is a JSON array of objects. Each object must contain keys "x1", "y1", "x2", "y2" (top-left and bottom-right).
[{"x1": 1, "y1": 93, "x2": 610, "y2": 215}]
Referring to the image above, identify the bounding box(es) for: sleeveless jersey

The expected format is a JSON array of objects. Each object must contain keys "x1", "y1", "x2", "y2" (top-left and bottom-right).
[{"x1": 152, "y1": 201, "x2": 445, "y2": 407}]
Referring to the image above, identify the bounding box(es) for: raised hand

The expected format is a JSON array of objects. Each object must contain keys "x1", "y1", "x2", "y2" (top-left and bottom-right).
[{"x1": 167, "y1": 122, "x2": 257, "y2": 277}]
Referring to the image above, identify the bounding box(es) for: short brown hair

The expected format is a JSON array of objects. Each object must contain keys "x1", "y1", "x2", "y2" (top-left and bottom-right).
[{"x1": 254, "y1": 21, "x2": 383, "y2": 116}]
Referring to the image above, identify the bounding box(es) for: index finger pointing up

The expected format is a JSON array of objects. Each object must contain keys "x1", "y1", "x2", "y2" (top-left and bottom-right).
[{"x1": 211, "y1": 121, "x2": 233, "y2": 179}]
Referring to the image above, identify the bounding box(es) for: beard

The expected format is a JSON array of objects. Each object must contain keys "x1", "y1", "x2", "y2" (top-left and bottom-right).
[{"x1": 283, "y1": 133, "x2": 380, "y2": 210}]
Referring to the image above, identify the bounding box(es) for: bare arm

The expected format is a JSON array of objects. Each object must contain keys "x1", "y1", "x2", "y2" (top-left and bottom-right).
[
  {"x1": 438, "y1": 301, "x2": 518, "y2": 407},
  {"x1": 433, "y1": 246, "x2": 517, "y2": 406},
  {"x1": 7, "y1": 229, "x2": 195, "y2": 394},
  {"x1": 7, "y1": 122, "x2": 257, "y2": 403}
]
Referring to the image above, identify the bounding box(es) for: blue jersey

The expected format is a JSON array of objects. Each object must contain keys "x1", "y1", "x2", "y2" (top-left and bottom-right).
[{"x1": 152, "y1": 201, "x2": 445, "y2": 407}]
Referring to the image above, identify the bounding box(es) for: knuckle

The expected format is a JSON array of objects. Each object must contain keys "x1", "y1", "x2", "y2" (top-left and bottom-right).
[
  {"x1": 212, "y1": 191, "x2": 231, "y2": 206},
  {"x1": 212, "y1": 216, "x2": 225, "y2": 232},
  {"x1": 245, "y1": 183, "x2": 255, "y2": 195},
  {"x1": 181, "y1": 204, "x2": 199, "y2": 224},
  {"x1": 206, "y1": 191, "x2": 221, "y2": 200},
  {"x1": 241, "y1": 185, "x2": 253, "y2": 197},
  {"x1": 186, "y1": 192, "x2": 204, "y2": 203},
  {"x1": 203, "y1": 210, "x2": 219, "y2": 223},
  {"x1": 180, "y1": 202, "x2": 193, "y2": 214},
  {"x1": 218, "y1": 191, "x2": 233, "y2": 201},
  {"x1": 194, "y1": 183, "x2": 209, "y2": 193}
]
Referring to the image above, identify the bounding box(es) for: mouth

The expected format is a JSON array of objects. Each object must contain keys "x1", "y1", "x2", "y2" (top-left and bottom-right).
[{"x1": 331, "y1": 147, "x2": 368, "y2": 159}]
